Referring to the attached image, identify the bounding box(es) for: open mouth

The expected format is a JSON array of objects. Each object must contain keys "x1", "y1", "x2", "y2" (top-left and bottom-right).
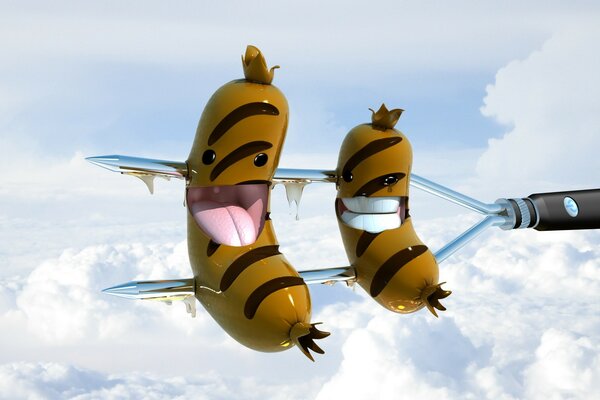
[
  {"x1": 187, "y1": 184, "x2": 268, "y2": 247},
  {"x1": 336, "y1": 196, "x2": 406, "y2": 233}
]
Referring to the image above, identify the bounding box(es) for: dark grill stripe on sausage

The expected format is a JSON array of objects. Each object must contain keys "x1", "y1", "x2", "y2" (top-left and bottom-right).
[
  {"x1": 353, "y1": 172, "x2": 406, "y2": 197},
  {"x1": 219, "y1": 245, "x2": 281, "y2": 292},
  {"x1": 244, "y1": 276, "x2": 305, "y2": 319},
  {"x1": 208, "y1": 102, "x2": 279, "y2": 146},
  {"x1": 235, "y1": 180, "x2": 271, "y2": 186},
  {"x1": 207, "y1": 240, "x2": 220, "y2": 257},
  {"x1": 342, "y1": 137, "x2": 402, "y2": 174},
  {"x1": 210, "y1": 141, "x2": 273, "y2": 181},
  {"x1": 356, "y1": 231, "x2": 380, "y2": 258},
  {"x1": 370, "y1": 245, "x2": 428, "y2": 297}
]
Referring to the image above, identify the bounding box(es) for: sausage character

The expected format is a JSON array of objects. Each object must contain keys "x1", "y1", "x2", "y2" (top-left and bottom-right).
[
  {"x1": 335, "y1": 104, "x2": 451, "y2": 316},
  {"x1": 186, "y1": 46, "x2": 328, "y2": 359}
]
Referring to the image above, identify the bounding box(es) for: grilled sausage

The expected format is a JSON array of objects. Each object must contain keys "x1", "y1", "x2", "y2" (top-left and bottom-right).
[
  {"x1": 335, "y1": 104, "x2": 451, "y2": 316},
  {"x1": 186, "y1": 46, "x2": 327, "y2": 359}
]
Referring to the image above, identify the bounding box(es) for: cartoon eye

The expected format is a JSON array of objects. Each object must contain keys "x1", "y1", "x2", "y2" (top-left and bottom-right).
[
  {"x1": 382, "y1": 175, "x2": 398, "y2": 186},
  {"x1": 342, "y1": 170, "x2": 353, "y2": 182},
  {"x1": 202, "y1": 150, "x2": 216, "y2": 165},
  {"x1": 254, "y1": 153, "x2": 268, "y2": 167}
]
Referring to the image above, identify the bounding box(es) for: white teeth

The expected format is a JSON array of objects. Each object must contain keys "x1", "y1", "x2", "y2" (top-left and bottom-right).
[
  {"x1": 341, "y1": 197, "x2": 399, "y2": 213},
  {"x1": 340, "y1": 196, "x2": 402, "y2": 233},
  {"x1": 341, "y1": 211, "x2": 401, "y2": 233}
]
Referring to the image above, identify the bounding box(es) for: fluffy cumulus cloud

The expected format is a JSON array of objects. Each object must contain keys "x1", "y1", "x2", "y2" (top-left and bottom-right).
[
  {"x1": 477, "y1": 24, "x2": 600, "y2": 190},
  {"x1": 0, "y1": 362, "x2": 314, "y2": 400},
  {"x1": 2, "y1": 3, "x2": 600, "y2": 399},
  {"x1": 0, "y1": 1, "x2": 582, "y2": 73},
  {"x1": 15, "y1": 241, "x2": 196, "y2": 343},
  {"x1": 0, "y1": 242, "x2": 330, "y2": 399},
  {"x1": 0, "y1": 241, "x2": 240, "y2": 376},
  {"x1": 1, "y1": 221, "x2": 599, "y2": 399},
  {"x1": 0, "y1": 144, "x2": 187, "y2": 277},
  {"x1": 314, "y1": 228, "x2": 600, "y2": 400},
  {"x1": 0, "y1": 237, "x2": 329, "y2": 394},
  {"x1": 523, "y1": 329, "x2": 600, "y2": 400},
  {"x1": 316, "y1": 307, "x2": 471, "y2": 399}
]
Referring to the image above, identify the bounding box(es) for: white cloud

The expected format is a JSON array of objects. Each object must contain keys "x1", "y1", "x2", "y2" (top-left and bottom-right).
[
  {"x1": 314, "y1": 227, "x2": 600, "y2": 400},
  {"x1": 477, "y1": 24, "x2": 600, "y2": 191},
  {"x1": 0, "y1": 238, "x2": 335, "y2": 380},
  {"x1": 0, "y1": 0, "x2": 597, "y2": 92},
  {"x1": 524, "y1": 329, "x2": 600, "y2": 400},
  {"x1": 1, "y1": 3, "x2": 599, "y2": 398},
  {"x1": 14, "y1": 241, "x2": 211, "y2": 343},
  {"x1": 0, "y1": 146, "x2": 183, "y2": 202},
  {"x1": 0, "y1": 1, "x2": 595, "y2": 78},
  {"x1": 316, "y1": 306, "x2": 480, "y2": 399},
  {"x1": 0, "y1": 362, "x2": 105, "y2": 400},
  {"x1": 0, "y1": 143, "x2": 187, "y2": 277},
  {"x1": 18, "y1": 223, "x2": 590, "y2": 398},
  {"x1": 1, "y1": 215, "x2": 599, "y2": 398},
  {"x1": 0, "y1": 361, "x2": 317, "y2": 400}
]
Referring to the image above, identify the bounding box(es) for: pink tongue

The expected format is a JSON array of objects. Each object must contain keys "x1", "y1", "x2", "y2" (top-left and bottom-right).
[{"x1": 190, "y1": 200, "x2": 258, "y2": 246}]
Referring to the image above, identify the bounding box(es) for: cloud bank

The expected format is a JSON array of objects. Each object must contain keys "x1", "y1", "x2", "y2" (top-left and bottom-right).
[
  {"x1": 1, "y1": 224, "x2": 599, "y2": 399},
  {"x1": 0, "y1": 362, "x2": 315, "y2": 400},
  {"x1": 1, "y1": 2, "x2": 599, "y2": 399},
  {"x1": 477, "y1": 24, "x2": 600, "y2": 191},
  {"x1": 315, "y1": 228, "x2": 600, "y2": 400}
]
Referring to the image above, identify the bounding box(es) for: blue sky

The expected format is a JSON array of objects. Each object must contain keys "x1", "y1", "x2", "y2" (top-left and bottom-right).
[{"x1": 1, "y1": 1, "x2": 600, "y2": 399}]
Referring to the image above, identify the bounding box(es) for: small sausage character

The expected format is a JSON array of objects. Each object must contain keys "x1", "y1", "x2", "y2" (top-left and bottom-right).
[{"x1": 335, "y1": 104, "x2": 451, "y2": 316}]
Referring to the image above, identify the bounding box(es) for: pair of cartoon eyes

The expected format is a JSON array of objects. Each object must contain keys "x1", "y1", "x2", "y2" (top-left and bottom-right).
[
  {"x1": 342, "y1": 170, "x2": 399, "y2": 186},
  {"x1": 201, "y1": 150, "x2": 268, "y2": 167}
]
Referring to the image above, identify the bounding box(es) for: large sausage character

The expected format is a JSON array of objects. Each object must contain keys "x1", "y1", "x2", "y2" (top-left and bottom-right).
[{"x1": 186, "y1": 46, "x2": 328, "y2": 359}]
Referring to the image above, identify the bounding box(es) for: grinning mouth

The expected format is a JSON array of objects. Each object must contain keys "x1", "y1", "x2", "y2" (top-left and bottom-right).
[
  {"x1": 187, "y1": 184, "x2": 268, "y2": 247},
  {"x1": 336, "y1": 196, "x2": 406, "y2": 233}
]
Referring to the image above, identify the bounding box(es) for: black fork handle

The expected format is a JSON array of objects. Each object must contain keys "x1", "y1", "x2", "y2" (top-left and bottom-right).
[{"x1": 526, "y1": 189, "x2": 600, "y2": 231}]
